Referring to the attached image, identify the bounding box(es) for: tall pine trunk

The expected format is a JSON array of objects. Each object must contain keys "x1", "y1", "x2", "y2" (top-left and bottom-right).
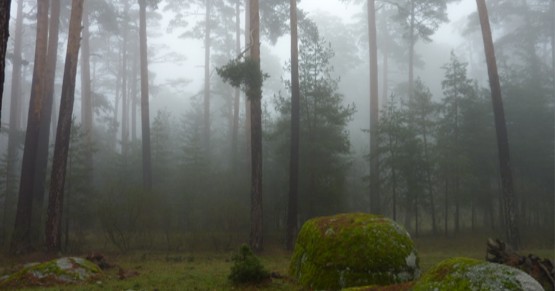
[
  {"x1": 244, "y1": 0, "x2": 251, "y2": 169},
  {"x1": 203, "y1": 0, "x2": 211, "y2": 152},
  {"x1": 80, "y1": 2, "x2": 93, "y2": 182},
  {"x1": 285, "y1": 0, "x2": 300, "y2": 251},
  {"x1": 368, "y1": 0, "x2": 379, "y2": 214},
  {"x1": 121, "y1": 2, "x2": 129, "y2": 158},
  {"x1": 3, "y1": 0, "x2": 23, "y2": 246},
  {"x1": 408, "y1": 0, "x2": 415, "y2": 101},
  {"x1": 11, "y1": 0, "x2": 50, "y2": 254},
  {"x1": 231, "y1": 0, "x2": 241, "y2": 170},
  {"x1": 248, "y1": 0, "x2": 263, "y2": 252},
  {"x1": 0, "y1": 0, "x2": 12, "y2": 120},
  {"x1": 33, "y1": 0, "x2": 61, "y2": 241},
  {"x1": 139, "y1": 0, "x2": 152, "y2": 191},
  {"x1": 131, "y1": 43, "x2": 138, "y2": 143},
  {"x1": 476, "y1": 0, "x2": 520, "y2": 249},
  {"x1": 45, "y1": 0, "x2": 84, "y2": 252}
]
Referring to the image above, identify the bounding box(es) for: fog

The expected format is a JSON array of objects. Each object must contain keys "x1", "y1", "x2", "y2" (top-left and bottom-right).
[{"x1": 0, "y1": 0, "x2": 553, "y2": 259}]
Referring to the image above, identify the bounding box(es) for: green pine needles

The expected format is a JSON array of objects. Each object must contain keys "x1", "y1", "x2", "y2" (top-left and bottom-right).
[
  {"x1": 216, "y1": 57, "x2": 268, "y2": 99},
  {"x1": 228, "y1": 244, "x2": 270, "y2": 285}
]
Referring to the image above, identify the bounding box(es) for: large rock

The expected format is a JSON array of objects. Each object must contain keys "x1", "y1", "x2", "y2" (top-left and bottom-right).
[
  {"x1": 0, "y1": 257, "x2": 101, "y2": 289},
  {"x1": 289, "y1": 213, "x2": 420, "y2": 290},
  {"x1": 413, "y1": 257, "x2": 544, "y2": 291}
]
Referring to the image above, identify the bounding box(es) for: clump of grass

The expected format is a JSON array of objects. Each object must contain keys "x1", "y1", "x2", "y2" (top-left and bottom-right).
[{"x1": 228, "y1": 244, "x2": 270, "y2": 285}]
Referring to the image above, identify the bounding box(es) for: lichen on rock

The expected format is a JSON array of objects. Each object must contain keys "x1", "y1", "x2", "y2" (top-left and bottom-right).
[
  {"x1": 289, "y1": 213, "x2": 420, "y2": 290},
  {"x1": 0, "y1": 257, "x2": 101, "y2": 289},
  {"x1": 413, "y1": 257, "x2": 545, "y2": 291}
]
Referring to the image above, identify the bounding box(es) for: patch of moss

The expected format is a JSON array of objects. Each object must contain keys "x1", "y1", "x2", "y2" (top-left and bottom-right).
[
  {"x1": 289, "y1": 213, "x2": 420, "y2": 290},
  {"x1": 413, "y1": 257, "x2": 544, "y2": 291},
  {"x1": 0, "y1": 257, "x2": 101, "y2": 289}
]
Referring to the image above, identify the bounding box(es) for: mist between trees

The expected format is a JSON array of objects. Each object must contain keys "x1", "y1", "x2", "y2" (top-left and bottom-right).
[{"x1": 0, "y1": 0, "x2": 552, "y2": 254}]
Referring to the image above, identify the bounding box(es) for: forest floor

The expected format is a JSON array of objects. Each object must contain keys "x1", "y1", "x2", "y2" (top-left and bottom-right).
[{"x1": 0, "y1": 233, "x2": 553, "y2": 290}]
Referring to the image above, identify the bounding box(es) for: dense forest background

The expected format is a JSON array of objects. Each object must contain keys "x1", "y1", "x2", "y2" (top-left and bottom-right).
[{"x1": 0, "y1": 0, "x2": 553, "y2": 254}]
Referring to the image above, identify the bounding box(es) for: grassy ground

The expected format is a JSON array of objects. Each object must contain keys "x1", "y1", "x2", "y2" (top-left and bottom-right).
[{"x1": 1, "y1": 234, "x2": 553, "y2": 291}]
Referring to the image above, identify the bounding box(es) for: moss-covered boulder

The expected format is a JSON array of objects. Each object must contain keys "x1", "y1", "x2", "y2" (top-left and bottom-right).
[
  {"x1": 289, "y1": 213, "x2": 420, "y2": 290},
  {"x1": 0, "y1": 257, "x2": 101, "y2": 289},
  {"x1": 413, "y1": 257, "x2": 544, "y2": 291}
]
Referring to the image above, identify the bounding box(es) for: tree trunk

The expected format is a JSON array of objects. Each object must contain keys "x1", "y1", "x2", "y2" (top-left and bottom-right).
[
  {"x1": 551, "y1": 0, "x2": 554, "y2": 93},
  {"x1": 45, "y1": 0, "x2": 84, "y2": 253},
  {"x1": 11, "y1": 0, "x2": 50, "y2": 254},
  {"x1": 444, "y1": 178, "x2": 449, "y2": 236},
  {"x1": 422, "y1": 131, "x2": 437, "y2": 234},
  {"x1": 285, "y1": 0, "x2": 300, "y2": 251},
  {"x1": 231, "y1": 0, "x2": 241, "y2": 170},
  {"x1": 368, "y1": 0, "x2": 379, "y2": 214},
  {"x1": 131, "y1": 43, "x2": 138, "y2": 142},
  {"x1": 203, "y1": 0, "x2": 211, "y2": 153},
  {"x1": 33, "y1": 0, "x2": 61, "y2": 242},
  {"x1": 0, "y1": 0, "x2": 12, "y2": 123},
  {"x1": 476, "y1": 0, "x2": 520, "y2": 249},
  {"x1": 408, "y1": 0, "x2": 415, "y2": 101},
  {"x1": 139, "y1": 0, "x2": 152, "y2": 191},
  {"x1": 248, "y1": 0, "x2": 263, "y2": 252},
  {"x1": 244, "y1": 0, "x2": 251, "y2": 169},
  {"x1": 80, "y1": 1, "x2": 93, "y2": 181},
  {"x1": 121, "y1": 2, "x2": 129, "y2": 158},
  {"x1": 3, "y1": 0, "x2": 23, "y2": 246}
]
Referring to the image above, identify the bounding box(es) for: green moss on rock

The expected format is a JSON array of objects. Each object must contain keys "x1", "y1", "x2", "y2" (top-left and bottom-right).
[
  {"x1": 413, "y1": 257, "x2": 544, "y2": 291},
  {"x1": 0, "y1": 257, "x2": 101, "y2": 289},
  {"x1": 289, "y1": 213, "x2": 420, "y2": 290}
]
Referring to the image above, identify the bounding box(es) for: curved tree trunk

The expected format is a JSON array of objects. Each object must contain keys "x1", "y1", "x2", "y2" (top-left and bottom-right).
[
  {"x1": 11, "y1": 0, "x2": 50, "y2": 254},
  {"x1": 476, "y1": 0, "x2": 520, "y2": 249},
  {"x1": 285, "y1": 0, "x2": 300, "y2": 251},
  {"x1": 33, "y1": 0, "x2": 61, "y2": 242},
  {"x1": 45, "y1": 0, "x2": 84, "y2": 253}
]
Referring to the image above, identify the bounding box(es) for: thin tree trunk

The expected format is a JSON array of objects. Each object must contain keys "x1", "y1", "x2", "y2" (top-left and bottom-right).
[
  {"x1": 551, "y1": 0, "x2": 554, "y2": 93},
  {"x1": 131, "y1": 43, "x2": 138, "y2": 142},
  {"x1": 203, "y1": 0, "x2": 211, "y2": 153},
  {"x1": 3, "y1": 0, "x2": 23, "y2": 246},
  {"x1": 285, "y1": 0, "x2": 300, "y2": 251},
  {"x1": 408, "y1": 0, "x2": 415, "y2": 101},
  {"x1": 121, "y1": 1, "x2": 129, "y2": 158},
  {"x1": 231, "y1": 0, "x2": 241, "y2": 170},
  {"x1": 248, "y1": 0, "x2": 263, "y2": 252},
  {"x1": 382, "y1": 28, "x2": 388, "y2": 107},
  {"x1": 11, "y1": 0, "x2": 50, "y2": 254},
  {"x1": 476, "y1": 0, "x2": 520, "y2": 249},
  {"x1": 368, "y1": 0, "x2": 379, "y2": 214},
  {"x1": 244, "y1": 0, "x2": 251, "y2": 169},
  {"x1": 444, "y1": 178, "x2": 449, "y2": 236},
  {"x1": 0, "y1": 0, "x2": 12, "y2": 122},
  {"x1": 422, "y1": 131, "x2": 437, "y2": 234},
  {"x1": 139, "y1": 0, "x2": 152, "y2": 191},
  {"x1": 33, "y1": 0, "x2": 61, "y2": 242},
  {"x1": 45, "y1": 0, "x2": 84, "y2": 253},
  {"x1": 80, "y1": 2, "x2": 92, "y2": 180}
]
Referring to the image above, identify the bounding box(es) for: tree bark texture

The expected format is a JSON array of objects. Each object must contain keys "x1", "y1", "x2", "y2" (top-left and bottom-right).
[
  {"x1": 285, "y1": 0, "x2": 300, "y2": 251},
  {"x1": 11, "y1": 0, "x2": 49, "y2": 254},
  {"x1": 3, "y1": 0, "x2": 23, "y2": 245},
  {"x1": 45, "y1": 0, "x2": 84, "y2": 253},
  {"x1": 248, "y1": 0, "x2": 263, "y2": 252},
  {"x1": 244, "y1": 0, "x2": 251, "y2": 169},
  {"x1": 368, "y1": 0, "x2": 380, "y2": 214},
  {"x1": 476, "y1": 0, "x2": 521, "y2": 249},
  {"x1": 139, "y1": 0, "x2": 152, "y2": 191},
  {"x1": 0, "y1": 0, "x2": 12, "y2": 124},
  {"x1": 33, "y1": 0, "x2": 61, "y2": 240},
  {"x1": 408, "y1": 0, "x2": 415, "y2": 102}
]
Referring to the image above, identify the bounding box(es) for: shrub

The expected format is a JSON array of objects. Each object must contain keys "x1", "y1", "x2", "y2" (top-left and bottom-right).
[{"x1": 228, "y1": 244, "x2": 270, "y2": 285}]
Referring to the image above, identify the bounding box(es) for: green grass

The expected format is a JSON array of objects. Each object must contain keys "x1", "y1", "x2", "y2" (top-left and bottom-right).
[{"x1": 1, "y1": 235, "x2": 552, "y2": 291}]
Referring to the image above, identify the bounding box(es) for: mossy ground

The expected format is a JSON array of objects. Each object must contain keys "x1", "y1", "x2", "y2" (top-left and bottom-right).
[{"x1": 0, "y1": 233, "x2": 551, "y2": 290}]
